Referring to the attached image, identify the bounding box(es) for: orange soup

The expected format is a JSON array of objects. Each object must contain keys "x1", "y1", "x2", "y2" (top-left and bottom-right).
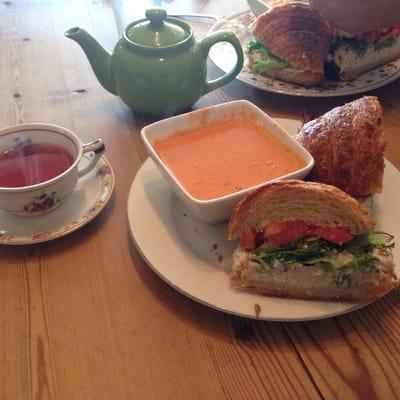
[{"x1": 154, "y1": 118, "x2": 305, "y2": 200}]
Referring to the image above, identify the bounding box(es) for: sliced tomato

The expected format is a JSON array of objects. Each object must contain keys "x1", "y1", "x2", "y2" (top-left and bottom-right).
[
  {"x1": 263, "y1": 220, "x2": 353, "y2": 247},
  {"x1": 264, "y1": 221, "x2": 309, "y2": 247},
  {"x1": 240, "y1": 230, "x2": 265, "y2": 249},
  {"x1": 308, "y1": 225, "x2": 353, "y2": 245},
  {"x1": 389, "y1": 27, "x2": 400, "y2": 35},
  {"x1": 240, "y1": 231, "x2": 257, "y2": 250}
]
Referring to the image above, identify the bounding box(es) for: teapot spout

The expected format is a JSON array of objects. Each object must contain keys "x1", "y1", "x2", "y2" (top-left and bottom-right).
[{"x1": 65, "y1": 27, "x2": 117, "y2": 95}]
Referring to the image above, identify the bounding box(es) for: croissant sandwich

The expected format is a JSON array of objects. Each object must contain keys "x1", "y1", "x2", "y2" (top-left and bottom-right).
[
  {"x1": 314, "y1": 0, "x2": 400, "y2": 81},
  {"x1": 227, "y1": 180, "x2": 397, "y2": 302},
  {"x1": 248, "y1": 3, "x2": 332, "y2": 86},
  {"x1": 297, "y1": 96, "x2": 385, "y2": 197}
]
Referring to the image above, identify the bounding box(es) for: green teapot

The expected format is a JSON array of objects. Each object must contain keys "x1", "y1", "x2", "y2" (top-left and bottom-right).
[{"x1": 65, "y1": 8, "x2": 244, "y2": 116}]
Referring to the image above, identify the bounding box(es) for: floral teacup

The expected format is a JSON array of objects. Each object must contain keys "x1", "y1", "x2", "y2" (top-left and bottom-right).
[{"x1": 0, "y1": 123, "x2": 105, "y2": 216}]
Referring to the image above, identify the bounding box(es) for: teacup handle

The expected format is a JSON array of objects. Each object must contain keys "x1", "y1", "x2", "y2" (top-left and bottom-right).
[
  {"x1": 199, "y1": 30, "x2": 244, "y2": 95},
  {"x1": 78, "y1": 138, "x2": 105, "y2": 178}
]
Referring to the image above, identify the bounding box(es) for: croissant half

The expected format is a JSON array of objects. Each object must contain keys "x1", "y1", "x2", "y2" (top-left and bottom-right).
[
  {"x1": 297, "y1": 96, "x2": 385, "y2": 197},
  {"x1": 227, "y1": 179, "x2": 373, "y2": 240}
]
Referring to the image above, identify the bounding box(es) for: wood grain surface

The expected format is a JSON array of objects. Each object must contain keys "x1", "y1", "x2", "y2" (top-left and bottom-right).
[{"x1": 0, "y1": 1, "x2": 399, "y2": 399}]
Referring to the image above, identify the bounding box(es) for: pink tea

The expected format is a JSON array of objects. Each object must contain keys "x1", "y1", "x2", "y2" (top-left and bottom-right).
[{"x1": 0, "y1": 142, "x2": 74, "y2": 187}]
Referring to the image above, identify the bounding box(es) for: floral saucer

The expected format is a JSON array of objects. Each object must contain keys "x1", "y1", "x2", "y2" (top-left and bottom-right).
[{"x1": 0, "y1": 155, "x2": 114, "y2": 245}]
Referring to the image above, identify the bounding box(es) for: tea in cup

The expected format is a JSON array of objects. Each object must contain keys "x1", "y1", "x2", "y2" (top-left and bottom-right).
[{"x1": 0, "y1": 123, "x2": 105, "y2": 215}]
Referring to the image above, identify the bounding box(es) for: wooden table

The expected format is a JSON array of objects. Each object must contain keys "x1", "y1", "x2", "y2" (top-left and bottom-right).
[{"x1": 1, "y1": 1, "x2": 399, "y2": 399}]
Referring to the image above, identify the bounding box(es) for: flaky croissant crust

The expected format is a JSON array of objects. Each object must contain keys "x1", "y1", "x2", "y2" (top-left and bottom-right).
[
  {"x1": 227, "y1": 179, "x2": 373, "y2": 240},
  {"x1": 251, "y1": 3, "x2": 332, "y2": 73},
  {"x1": 297, "y1": 96, "x2": 385, "y2": 197}
]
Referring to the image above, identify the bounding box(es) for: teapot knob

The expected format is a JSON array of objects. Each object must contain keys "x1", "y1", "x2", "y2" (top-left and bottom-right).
[{"x1": 145, "y1": 8, "x2": 167, "y2": 26}]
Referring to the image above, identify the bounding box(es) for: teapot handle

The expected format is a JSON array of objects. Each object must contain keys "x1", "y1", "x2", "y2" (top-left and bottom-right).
[{"x1": 199, "y1": 30, "x2": 244, "y2": 95}]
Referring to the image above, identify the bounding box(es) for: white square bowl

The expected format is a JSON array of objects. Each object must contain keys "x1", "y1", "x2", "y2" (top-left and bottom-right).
[{"x1": 141, "y1": 100, "x2": 314, "y2": 224}]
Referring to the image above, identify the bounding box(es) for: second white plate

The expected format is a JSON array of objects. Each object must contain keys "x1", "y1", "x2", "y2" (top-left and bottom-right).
[{"x1": 208, "y1": 10, "x2": 400, "y2": 97}]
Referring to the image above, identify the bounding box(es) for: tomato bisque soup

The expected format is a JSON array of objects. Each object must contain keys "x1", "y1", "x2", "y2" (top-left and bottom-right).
[{"x1": 153, "y1": 118, "x2": 306, "y2": 200}]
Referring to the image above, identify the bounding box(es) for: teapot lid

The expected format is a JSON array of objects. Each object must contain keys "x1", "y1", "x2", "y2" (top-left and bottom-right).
[{"x1": 125, "y1": 8, "x2": 190, "y2": 47}]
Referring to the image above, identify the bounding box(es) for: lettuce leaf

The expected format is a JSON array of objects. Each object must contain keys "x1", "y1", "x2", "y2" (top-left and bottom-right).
[
  {"x1": 246, "y1": 39, "x2": 293, "y2": 73},
  {"x1": 374, "y1": 37, "x2": 396, "y2": 51},
  {"x1": 250, "y1": 232, "x2": 393, "y2": 272},
  {"x1": 330, "y1": 37, "x2": 368, "y2": 56},
  {"x1": 330, "y1": 36, "x2": 397, "y2": 56}
]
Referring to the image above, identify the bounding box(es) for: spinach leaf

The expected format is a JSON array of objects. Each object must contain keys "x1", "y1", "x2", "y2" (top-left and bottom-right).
[
  {"x1": 330, "y1": 37, "x2": 368, "y2": 56},
  {"x1": 374, "y1": 37, "x2": 396, "y2": 52},
  {"x1": 250, "y1": 238, "x2": 334, "y2": 270},
  {"x1": 249, "y1": 232, "x2": 393, "y2": 272}
]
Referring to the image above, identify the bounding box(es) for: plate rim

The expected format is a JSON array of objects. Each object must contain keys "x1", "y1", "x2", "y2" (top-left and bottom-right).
[
  {"x1": 208, "y1": 9, "x2": 400, "y2": 97},
  {"x1": 0, "y1": 156, "x2": 115, "y2": 245}
]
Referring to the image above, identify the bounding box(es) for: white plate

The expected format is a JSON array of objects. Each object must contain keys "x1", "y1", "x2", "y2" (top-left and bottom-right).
[
  {"x1": 128, "y1": 118, "x2": 400, "y2": 321},
  {"x1": 0, "y1": 155, "x2": 114, "y2": 245},
  {"x1": 208, "y1": 10, "x2": 400, "y2": 97}
]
